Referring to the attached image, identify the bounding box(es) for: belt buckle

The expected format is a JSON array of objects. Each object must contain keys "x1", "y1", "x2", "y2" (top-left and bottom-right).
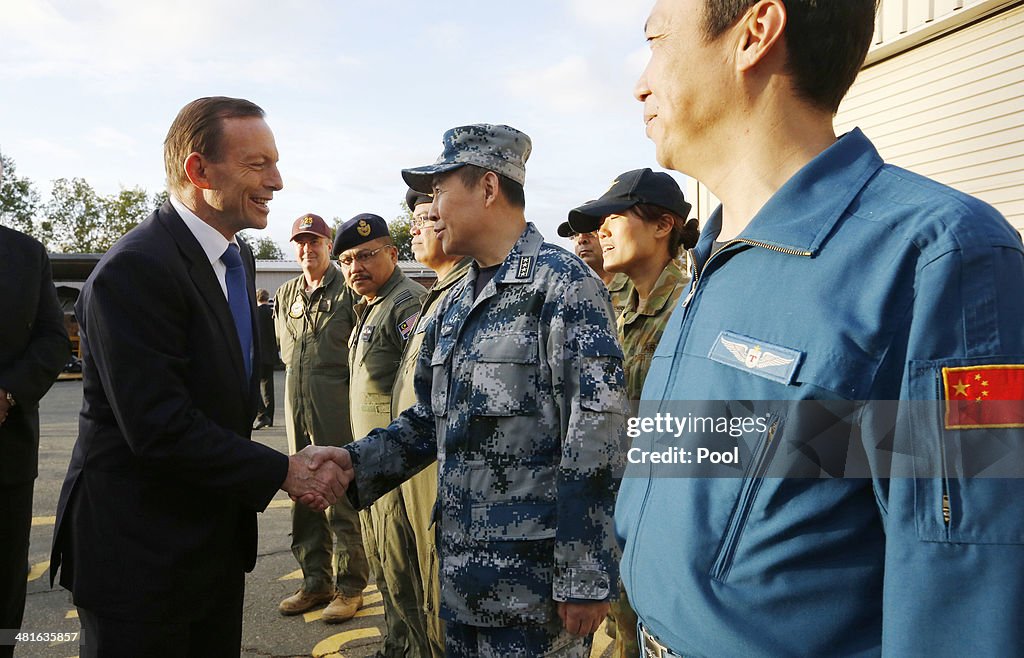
[{"x1": 641, "y1": 625, "x2": 668, "y2": 658}]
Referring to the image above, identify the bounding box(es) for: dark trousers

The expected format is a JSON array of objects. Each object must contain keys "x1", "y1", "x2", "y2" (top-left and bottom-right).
[
  {"x1": 78, "y1": 571, "x2": 244, "y2": 658},
  {"x1": 0, "y1": 481, "x2": 34, "y2": 658},
  {"x1": 256, "y1": 363, "x2": 275, "y2": 425}
]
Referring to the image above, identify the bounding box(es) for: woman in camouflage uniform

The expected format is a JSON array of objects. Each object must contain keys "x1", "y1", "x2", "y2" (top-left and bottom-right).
[{"x1": 567, "y1": 168, "x2": 699, "y2": 658}]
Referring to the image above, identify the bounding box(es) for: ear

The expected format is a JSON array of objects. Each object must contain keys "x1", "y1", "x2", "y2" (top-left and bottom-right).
[
  {"x1": 654, "y1": 214, "x2": 674, "y2": 239},
  {"x1": 388, "y1": 245, "x2": 399, "y2": 264},
  {"x1": 183, "y1": 152, "x2": 213, "y2": 190},
  {"x1": 735, "y1": 0, "x2": 787, "y2": 73},
  {"x1": 481, "y1": 171, "x2": 500, "y2": 208}
]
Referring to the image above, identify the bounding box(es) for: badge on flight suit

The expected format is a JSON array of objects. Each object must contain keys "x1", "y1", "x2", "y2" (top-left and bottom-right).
[
  {"x1": 398, "y1": 312, "x2": 420, "y2": 341},
  {"x1": 360, "y1": 325, "x2": 375, "y2": 342},
  {"x1": 289, "y1": 300, "x2": 305, "y2": 318}
]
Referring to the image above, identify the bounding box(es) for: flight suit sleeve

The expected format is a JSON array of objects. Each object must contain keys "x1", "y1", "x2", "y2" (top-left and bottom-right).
[
  {"x1": 546, "y1": 275, "x2": 628, "y2": 602},
  {"x1": 881, "y1": 234, "x2": 1024, "y2": 656}
]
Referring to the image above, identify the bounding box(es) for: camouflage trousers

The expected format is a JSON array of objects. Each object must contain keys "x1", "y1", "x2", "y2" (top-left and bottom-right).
[
  {"x1": 445, "y1": 619, "x2": 594, "y2": 658},
  {"x1": 360, "y1": 488, "x2": 431, "y2": 657}
]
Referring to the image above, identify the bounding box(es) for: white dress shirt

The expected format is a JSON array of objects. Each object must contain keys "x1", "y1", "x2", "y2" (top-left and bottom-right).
[{"x1": 169, "y1": 195, "x2": 236, "y2": 300}]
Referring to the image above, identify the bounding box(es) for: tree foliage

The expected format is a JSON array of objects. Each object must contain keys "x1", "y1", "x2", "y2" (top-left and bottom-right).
[
  {"x1": 239, "y1": 230, "x2": 285, "y2": 260},
  {"x1": 390, "y1": 202, "x2": 414, "y2": 260},
  {"x1": 0, "y1": 153, "x2": 42, "y2": 236}
]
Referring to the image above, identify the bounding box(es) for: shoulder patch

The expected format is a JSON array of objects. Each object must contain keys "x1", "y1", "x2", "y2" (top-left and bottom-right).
[
  {"x1": 398, "y1": 312, "x2": 420, "y2": 341},
  {"x1": 943, "y1": 364, "x2": 1024, "y2": 429}
]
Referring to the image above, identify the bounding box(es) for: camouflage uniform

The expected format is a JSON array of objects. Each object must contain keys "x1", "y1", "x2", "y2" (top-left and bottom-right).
[
  {"x1": 346, "y1": 223, "x2": 627, "y2": 656},
  {"x1": 274, "y1": 265, "x2": 369, "y2": 597},
  {"x1": 618, "y1": 260, "x2": 689, "y2": 402},
  {"x1": 608, "y1": 272, "x2": 633, "y2": 319},
  {"x1": 611, "y1": 259, "x2": 689, "y2": 658},
  {"x1": 348, "y1": 266, "x2": 428, "y2": 657},
  {"x1": 392, "y1": 257, "x2": 473, "y2": 658}
]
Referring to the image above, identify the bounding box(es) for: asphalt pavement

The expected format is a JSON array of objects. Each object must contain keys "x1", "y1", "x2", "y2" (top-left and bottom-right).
[{"x1": 16, "y1": 378, "x2": 615, "y2": 657}]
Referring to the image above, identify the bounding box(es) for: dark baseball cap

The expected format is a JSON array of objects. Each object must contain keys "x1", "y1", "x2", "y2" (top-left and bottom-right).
[
  {"x1": 290, "y1": 213, "x2": 332, "y2": 241},
  {"x1": 405, "y1": 188, "x2": 433, "y2": 211},
  {"x1": 568, "y1": 169, "x2": 691, "y2": 234},
  {"x1": 402, "y1": 124, "x2": 532, "y2": 194},
  {"x1": 332, "y1": 213, "x2": 391, "y2": 256}
]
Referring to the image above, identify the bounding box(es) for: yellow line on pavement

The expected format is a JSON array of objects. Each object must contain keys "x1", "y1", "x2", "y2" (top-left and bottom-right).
[
  {"x1": 278, "y1": 568, "x2": 303, "y2": 581},
  {"x1": 352, "y1": 604, "x2": 384, "y2": 619},
  {"x1": 267, "y1": 499, "x2": 292, "y2": 509},
  {"x1": 32, "y1": 516, "x2": 56, "y2": 527},
  {"x1": 27, "y1": 560, "x2": 49, "y2": 582},
  {"x1": 312, "y1": 627, "x2": 381, "y2": 657},
  {"x1": 65, "y1": 609, "x2": 79, "y2": 619}
]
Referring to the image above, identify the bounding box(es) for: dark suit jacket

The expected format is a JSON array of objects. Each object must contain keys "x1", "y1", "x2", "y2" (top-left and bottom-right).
[
  {"x1": 0, "y1": 227, "x2": 70, "y2": 485},
  {"x1": 256, "y1": 303, "x2": 278, "y2": 366},
  {"x1": 50, "y1": 202, "x2": 289, "y2": 621}
]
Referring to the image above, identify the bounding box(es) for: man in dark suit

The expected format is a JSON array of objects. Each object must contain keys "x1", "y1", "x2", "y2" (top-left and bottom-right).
[
  {"x1": 0, "y1": 155, "x2": 72, "y2": 658},
  {"x1": 253, "y1": 288, "x2": 276, "y2": 430},
  {"x1": 50, "y1": 97, "x2": 351, "y2": 657}
]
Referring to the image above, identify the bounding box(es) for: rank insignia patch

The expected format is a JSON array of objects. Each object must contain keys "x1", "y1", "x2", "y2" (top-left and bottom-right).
[
  {"x1": 516, "y1": 256, "x2": 533, "y2": 279},
  {"x1": 942, "y1": 365, "x2": 1024, "y2": 430}
]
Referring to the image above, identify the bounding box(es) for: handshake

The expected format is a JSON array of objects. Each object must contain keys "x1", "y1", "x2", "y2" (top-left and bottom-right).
[{"x1": 281, "y1": 446, "x2": 355, "y2": 512}]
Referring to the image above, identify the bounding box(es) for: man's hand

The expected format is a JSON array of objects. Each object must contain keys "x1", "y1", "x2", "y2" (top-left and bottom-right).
[
  {"x1": 557, "y1": 600, "x2": 609, "y2": 637},
  {"x1": 281, "y1": 446, "x2": 353, "y2": 512}
]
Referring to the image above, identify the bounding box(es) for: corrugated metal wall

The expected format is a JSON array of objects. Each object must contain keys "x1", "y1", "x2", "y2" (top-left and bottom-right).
[{"x1": 836, "y1": 2, "x2": 1024, "y2": 232}]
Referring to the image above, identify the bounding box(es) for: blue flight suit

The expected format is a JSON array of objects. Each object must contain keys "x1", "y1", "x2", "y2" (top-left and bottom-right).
[{"x1": 616, "y1": 129, "x2": 1024, "y2": 656}]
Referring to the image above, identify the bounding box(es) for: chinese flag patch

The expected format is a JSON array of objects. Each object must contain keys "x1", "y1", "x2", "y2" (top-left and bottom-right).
[{"x1": 943, "y1": 365, "x2": 1024, "y2": 430}]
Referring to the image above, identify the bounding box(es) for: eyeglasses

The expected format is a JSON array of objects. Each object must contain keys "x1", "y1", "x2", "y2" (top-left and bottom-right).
[
  {"x1": 411, "y1": 215, "x2": 435, "y2": 231},
  {"x1": 337, "y1": 245, "x2": 390, "y2": 266}
]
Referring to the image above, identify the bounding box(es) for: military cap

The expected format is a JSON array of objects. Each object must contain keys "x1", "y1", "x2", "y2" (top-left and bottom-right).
[
  {"x1": 568, "y1": 168, "x2": 691, "y2": 234},
  {"x1": 556, "y1": 221, "x2": 575, "y2": 238},
  {"x1": 290, "y1": 213, "x2": 332, "y2": 241},
  {"x1": 401, "y1": 124, "x2": 532, "y2": 194},
  {"x1": 405, "y1": 188, "x2": 433, "y2": 211},
  {"x1": 332, "y1": 213, "x2": 391, "y2": 257}
]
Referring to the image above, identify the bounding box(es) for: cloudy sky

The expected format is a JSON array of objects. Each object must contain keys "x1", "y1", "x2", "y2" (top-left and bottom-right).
[{"x1": 0, "y1": 0, "x2": 688, "y2": 252}]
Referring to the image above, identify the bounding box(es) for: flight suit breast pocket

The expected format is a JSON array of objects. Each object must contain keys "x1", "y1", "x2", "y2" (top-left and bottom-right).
[
  {"x1": 471, "y1": 333, "x2": 539, "y2": 416},
  {"x1": 909, "y1": 358, "x2": 1024, "y2": 544}
]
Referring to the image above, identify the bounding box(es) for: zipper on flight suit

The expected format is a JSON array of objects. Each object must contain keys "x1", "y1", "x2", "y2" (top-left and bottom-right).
[
  {"x1": 710, "y1": 416, "x2": 782, "y2": 582},
  {"x1": 683, "y1": 239, "x2": 812, "y2": 308}
]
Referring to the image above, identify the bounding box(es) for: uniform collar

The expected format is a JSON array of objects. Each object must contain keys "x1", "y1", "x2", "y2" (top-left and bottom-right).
[
  {"x1": 608, "y1": 272, "x2": 631, "y2": 293},
  {"x1": 624, "y1": 260, "x2": 687, "y2": 321},
  {"x1": 435, "y1": 257, "x2": 473, "y2": 292},
  {"x1": 695, "y1": 128, "x2": 883, "y2": 266},
  {"x1": 493, "y1": 222, "x2": 543, "y2": 284}
]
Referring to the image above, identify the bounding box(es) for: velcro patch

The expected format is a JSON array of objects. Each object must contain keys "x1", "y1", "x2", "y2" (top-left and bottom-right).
[
  {"x1": 943, "y1": 365, "x2": 1024, "y2": 429},
  {"x1": 708, "y1": 331, "x2": 802, "y2": 385},
  {"x1": 398, "y1": 313, "x2": 419, "y2": 341},
  {"x1": 360, "y1": 325, "x2": 375, "y2": 342}
]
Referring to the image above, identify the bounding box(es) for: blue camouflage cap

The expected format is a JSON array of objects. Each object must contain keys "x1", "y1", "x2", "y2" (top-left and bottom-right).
[
  {"x1": 332, "y1": 213, "x2": 391, "y2": 257},
  {"x1": 401, "y1": 124, "x2": 532, "y2": 194}
]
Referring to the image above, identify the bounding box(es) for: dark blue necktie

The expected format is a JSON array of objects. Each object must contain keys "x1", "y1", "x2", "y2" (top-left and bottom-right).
[{"x1": 220, "y1": 243, "x2": 252, "y2": 382}]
